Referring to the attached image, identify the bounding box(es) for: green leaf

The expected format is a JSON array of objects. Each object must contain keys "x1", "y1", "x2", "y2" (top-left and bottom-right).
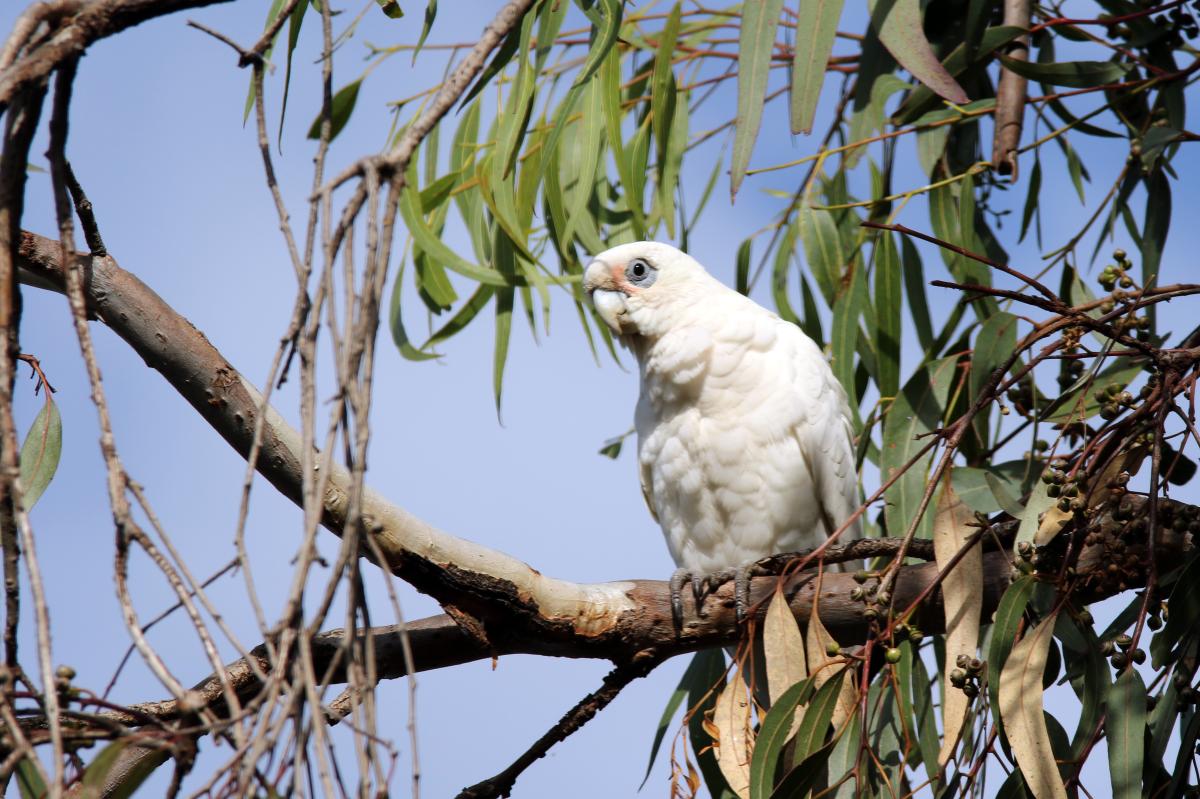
[
  {"x1": 657, "y1": 83, "x2": 688, "y2": 238},
  {"x1": 389, "y1": 259, "x2": 440, "y2": 361},
  {"x1": 651, "y1": 3, "x2": 682, "y2": 158},
  {"x1": 688, "y1": 650, "x2": 737, "y2": 799},
  {"x1": 798, "y1": 206, "x2": 843, "y2": 304},
  {"x1": 1038, "y1": 358, "x2": 1142, "y2": 424},
  {"x1": 14, "y1": 756, "x2": 46, "y2": 799},
  {"x1": 412, "y1": 0, "x2": 437, "y2": 62},
  {"x1": 276, "y1": 0, "x2": 309, "y2": 144},
  {"x1": 791, "y1": 670, "x2": 844, "y2": 758},
  {"x1": 398, "y1": 175, "x2": 512, "y2": 286},
  {"x1": 1020, "y1": 156, "x2": 1042, "y2": 244},
  {"x1": 1107, "y1": 668, "x2": 1146, "y2": 799},
  {"x1": 600, "y1": 51, "x2": 648, "y2": 238},
  {"x1": 419, "y1": 172, "x2": 459, "y2": 214},
  {"x1": 374, "y1": 0, "x2": 403, "y2": 18},
  {"x1": 997, "y1": 55, "x2": 1131, "y2": 88},
  {"x1": 911, "y1": 647, "x2": 942, "y2": 785},
  {"x1": 306, "y1": 79, "x2": 362, "y2": 141},
  {"x1": 573, "y1": 0, "x2": 622, "y2": 86},
  {"x1": 899, "y1": 236, "x2": 933, "y2": 351},
  {"x1": 244, "y1": 0, "x2": 287, "y2": 123},
  {"x1": 868, "y1": 0, "x2": 968, "y2": 105},
  {"x1": 559, "y1": 74, "x2": 604, "y2": 249},
  {"x1": 736, "y1": 238, "x2": 752, "y2": 296},
  {"x1": 892, "y1": 25, "x2": 1026, "y2": 124},
  {"x1": 1141, "y1": 168, "x2": 1169, "y2": 332},
  {"x1": 987, "y1": 576, "x2": 1037, "y2": 746},
  {"x1": 847, "y1": 75, "x2": 909, "y2": 170},
  {"x1": 790, "y1": 0, "x2": 845, "y2": 134},
  {"x1": 424, "y1": 284, "x2": 496, "y2": 350},
  {"x1": 414, "y1": 250, "x2": 458, "y2": 313},
  {"x1": 731, "y1": 0, "x2": 785, "y2": 197},
  {"x1": 880, "y1": 356, "x2": 956, "y2": 538},
  {"x1": 831, "y1": 262, "x2": 867, "y2": 414},
  {"x1": 642, "y1": 650, "x2": 702, "y2": 787},
  {"x1": 1154, "y1": 553, "x2": 1200, "y2": 668},
  {"x1": 82, "y1": 740, "x2": 166, "y2": 799},
  {"x1": 769, "y1": 741, "x2": 838, "y2": 799},
  {"x1": 19, "y1": 399, "x2": 61, "y2": 510},
  {"x1": 772, "y1": 220, "x2": 802, "y2": 325},
  {"x1": 951, "y1": 461, "x2": 1037, "y2": 515},
  {"x1": 1056, "y1": 613, "x2": 1109, "y2": 759},
  {"x1": 873, "y1": 231, "x2": 902, "y2": 399},
  {"x1": 969, "y1": 311, "x2": 1018, "y2": 446},
  {"x1": 492, "y1": 236, "x2": 517, "y2": 417},
  {"x1": 460, "y1": 21, "x2": 521, "y2": 108},
  {"x1": 749, "y1": 677, "x2": 814, "y2": 799}
]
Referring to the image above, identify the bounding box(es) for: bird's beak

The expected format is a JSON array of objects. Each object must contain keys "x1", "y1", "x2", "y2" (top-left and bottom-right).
[
  {"x1": 584, "y1": 260, "x2": 627, "y2": 334},
  {"x1": 592, "y1": 289, "x2": 627, "y2": 334}
]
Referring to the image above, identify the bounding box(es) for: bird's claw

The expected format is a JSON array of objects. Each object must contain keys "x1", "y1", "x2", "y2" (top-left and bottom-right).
[
  {"x1": 670, "y1": 564, "x2": 757, "y2": 628},
  {"x1": 669, "y1": 568, "x2": 689, "y2": 630},
  {"x1": 734, "y1": 564, "x2": 755, "y2": 624}
]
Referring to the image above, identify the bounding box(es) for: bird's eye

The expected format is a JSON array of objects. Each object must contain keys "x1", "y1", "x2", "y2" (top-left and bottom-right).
[{"x1": 625, "y1": 258, "x2": 657, "y2": 287}]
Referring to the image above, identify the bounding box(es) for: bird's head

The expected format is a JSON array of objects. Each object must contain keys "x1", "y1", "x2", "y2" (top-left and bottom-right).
[{"x1": 583, "y1": 242, "x2": 708, "y2": 338}]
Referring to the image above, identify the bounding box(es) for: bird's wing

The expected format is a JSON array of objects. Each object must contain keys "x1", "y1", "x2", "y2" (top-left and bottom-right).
[
  {"x1": 787, "y1": 325, "x2": 863, "y2": 544},
  {"x1": 638, "y1": 460, "x2": 660, "y2": 524}
]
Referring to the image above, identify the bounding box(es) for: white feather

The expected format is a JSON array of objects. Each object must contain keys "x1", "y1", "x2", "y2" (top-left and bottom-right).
[{"x1": 586, "y1": 242, "x2": 862, "y2": 573}]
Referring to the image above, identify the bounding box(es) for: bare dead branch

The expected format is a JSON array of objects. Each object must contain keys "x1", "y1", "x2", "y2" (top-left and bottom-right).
[{"x1": 0, "y1": 0, "x2": 235, "y2": 113}]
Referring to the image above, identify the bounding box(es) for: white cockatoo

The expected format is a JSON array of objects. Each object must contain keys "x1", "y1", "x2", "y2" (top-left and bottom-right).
[{"x1": 584, "y1": 241, "x2": 862, "y2": 619}]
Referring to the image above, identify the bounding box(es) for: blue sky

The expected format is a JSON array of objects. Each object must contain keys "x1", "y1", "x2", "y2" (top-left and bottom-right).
[{"x1": 4, "y1": 1, "x2": 1198, "y2": 797}]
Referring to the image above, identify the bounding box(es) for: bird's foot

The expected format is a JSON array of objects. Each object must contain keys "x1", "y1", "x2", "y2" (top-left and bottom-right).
[
  {"x1": 670, "y1": 563, "x2": 760, "y2": 627},
  {"x1": 669, "y1": 568, "x2": 721, "y2": 629},
  {"x1": 734, "y1": 563, "x2": 757, "y2": 624}
]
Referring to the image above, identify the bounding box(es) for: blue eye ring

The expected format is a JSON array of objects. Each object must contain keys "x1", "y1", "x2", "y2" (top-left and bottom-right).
[{"x1": 626, "y1": 257, "x2": 657, "y2": 287}]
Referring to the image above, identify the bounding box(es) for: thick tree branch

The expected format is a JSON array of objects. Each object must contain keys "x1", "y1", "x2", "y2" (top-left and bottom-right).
[{"x1": 992, "y1": 0, "x2": 1032, "y2": 178}]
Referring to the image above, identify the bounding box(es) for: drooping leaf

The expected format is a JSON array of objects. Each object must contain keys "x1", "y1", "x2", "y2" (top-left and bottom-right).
[
  {"x1": 713, "y1": 666, "x2": 754, "y2": 798},
  {"x1": 790, "y1": 0, "x2": 845, "y2": 134},
  {"x1": 572, "y1": 0, "x2": 622, "y2": 87},
  {"x1": 868, "y1": 0, "x2": 968, "y2": 105},
  {"x1": 998, "y1": 613, "x2": 1067, "y2": 799},
  {"x1": 798, "y1": 205, "x2": 843, "y2": 305},
  {"x1": 987, "y1": 576, "x2": 1037, "y2": 743},
  {"x1": 374, "y1": 0, "x2": 403, "y2": 19},
  {"x1": 1141, "y1": 168, "x2": 1170, "y2": 332},
  {"x1": 933, "y1": 478, "x2": 983, "y2": 766},
  {"x1": 688, "y1": 650, "x2": 738, "y2": 799},
  {"x1": 805, "y1": 596, "x2": 856, "y2": 731},
  {"x1": 600, "y1": 50, "x2": 648, "y2": 238},
  {"x1": 969, "y1": 311, "x2": 1018, "y2": 446},
  {"x1": 306, "y1": 79, "x2": 362, "y2": 141},
  {"x1": 642, "y1": 650, "x2": 709, "y2": 788},
  {"x1": 18, "y1": 398, "x2": 62, "y2": 510},
  {"x1": 899, "y1": 236, "x2": 933, "y2": 351},
  {"x1": 892, "y1": 25, "x2": 1027, "y2": 124},
  {"x1": 14, "y1": 756, "x2": 46, "y2": 799},
  {"x1": 830, "y1": 261, "x2": 868, "y2": 422},
  {"x1": 412, "y1": 0, "x2": 437, "y2": 62},
  {"x1": 1106, "y1": 668, "x2": 1146, "y2": 799},
  {"x1": 880, "y1": 356, "x2": 956, "y2": 539},
  {"x1": 1020, "y1": 156, "x2": 1042, "y2": 244},
  {"x1": 873, "y1": 231, "x2": 902, "y2": 399},
  {"x1": 82, "y1": 740, "x2": 166, "y2": 799},
  {"x1": 731, "y1": 0, "x2": 785, "y2": 197},
  {"x1": 750, "y1": 677, "x2": 813, "y2": 799},
  {"x1": 997, "y1": 55, "x2": 1131, "y2": 88},
  {"x1": 764, "y1": 587, "x2": 807, "y2": 707},
  {"x1": 735, "y1": 238, "x2": 753, "y2": 297}
]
